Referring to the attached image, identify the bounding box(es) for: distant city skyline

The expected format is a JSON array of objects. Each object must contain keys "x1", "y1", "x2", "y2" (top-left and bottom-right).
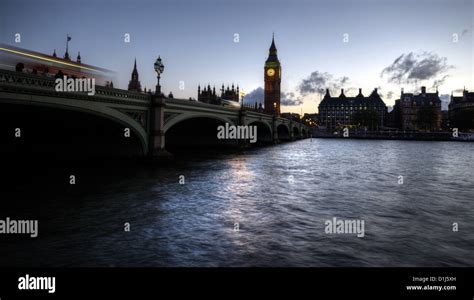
[{"x1": 0, "y1": 0, "x2": 472, "y2": 114}]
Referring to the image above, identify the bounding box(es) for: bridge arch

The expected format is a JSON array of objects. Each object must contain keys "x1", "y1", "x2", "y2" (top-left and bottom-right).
[
  {"x1": 164, "y1": 114, "x2": 239, "y2": 151},
  {"x1": 163, "y1": 113, "x2": 235, "y2": 133},
  {"x1": 292, "y1": 126, "x2": 300, "y2": 138},
  {"x1": 247, "y1": 120, "x2": 273, "y2": 144},
  {"x1": 277, "y1": 124, "x2": 291, "y2": 141},
  {"x1": 0, "y1": 100, "x2": 148, "y2": 158}
]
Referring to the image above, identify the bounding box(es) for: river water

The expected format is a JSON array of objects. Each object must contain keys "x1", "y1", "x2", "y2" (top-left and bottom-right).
[{"x1": 1, "y1": 139, "x2": 473, "y2": 267}]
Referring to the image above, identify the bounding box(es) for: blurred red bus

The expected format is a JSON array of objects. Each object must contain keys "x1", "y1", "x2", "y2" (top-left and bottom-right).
[{"x1": 0, "y1": 43, "x2": 115, "y2": 86}]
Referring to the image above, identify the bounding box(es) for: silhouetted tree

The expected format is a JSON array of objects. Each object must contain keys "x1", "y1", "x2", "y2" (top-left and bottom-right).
[
  {"x1": 353, "y1": 109, "x2": 379, "y2": 130},
  {"x1": 417, "y1": 106, "x2": 437, "y2": 131},
  {"x1": 452, "y1": 110, "x2": 474, "y2": 131}
]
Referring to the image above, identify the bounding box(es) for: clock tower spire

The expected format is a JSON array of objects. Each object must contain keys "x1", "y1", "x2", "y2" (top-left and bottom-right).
[{"x1": 264, "y1": 34, "x2": 281, "y2": 115}]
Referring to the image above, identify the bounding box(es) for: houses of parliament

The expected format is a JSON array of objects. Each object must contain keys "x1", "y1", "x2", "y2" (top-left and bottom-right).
[
  {"x1": 126, "y1": 36, "x2": 282, "y2": 116},
  {"x1": 197, "y1": 35, "x2": 282, "y2": 114}
]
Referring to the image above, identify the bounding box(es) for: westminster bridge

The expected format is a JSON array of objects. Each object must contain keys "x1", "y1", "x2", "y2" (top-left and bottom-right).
[{"x1": 0, "y1": 69, "x2": 310, "y2": 159}]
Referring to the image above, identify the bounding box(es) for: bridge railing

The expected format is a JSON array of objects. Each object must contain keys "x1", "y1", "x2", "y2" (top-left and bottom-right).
[
  {"x1": 0, "y1": 68, "x2": 56, "y2": 89},
  {"x1": 94, "y1": 87, "x2": 150, "y2": 101},
  {"x1": 165, "y1": 97, "x2": 242, "y2": 111},
  {"x1": 0, "y1": 69, "x2": 150, "y2": 102}
]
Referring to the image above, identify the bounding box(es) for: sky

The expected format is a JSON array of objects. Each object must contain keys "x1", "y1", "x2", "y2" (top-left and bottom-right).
[{"x1": 0, "y1": 0, "x2": 473, "y2": 113}]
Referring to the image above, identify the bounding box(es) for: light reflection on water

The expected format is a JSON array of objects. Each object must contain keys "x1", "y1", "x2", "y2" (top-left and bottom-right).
[{"x1": 1, "y1": 139, "x2": 473, "y2": 267}]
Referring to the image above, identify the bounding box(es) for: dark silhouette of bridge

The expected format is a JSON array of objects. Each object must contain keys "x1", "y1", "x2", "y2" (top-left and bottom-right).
[{"x1": 0, "y1": 69, "x2": 310, "y2": 160}]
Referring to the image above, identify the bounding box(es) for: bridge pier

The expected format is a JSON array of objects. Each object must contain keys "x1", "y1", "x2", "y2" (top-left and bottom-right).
[
  {"x1": 272, "y1": 116, "x2": 279, "y2": 144},
  {"x1": 289, "y1": 122, "x2": 295, "y2": 141},
  {"x1": 149, "y1": 96, "x2": 173, "y2": 161},
  {"x1": 238, "y1": 109, "x2": 251, "y2": 149}
]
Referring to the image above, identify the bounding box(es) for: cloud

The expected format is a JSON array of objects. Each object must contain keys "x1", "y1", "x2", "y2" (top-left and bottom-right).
[
  {"x1": 432, "y1": 75, "x2": 450, "y2": 88},
  {"x1": 243, "y1": 87, "x2": 264, "y2": 105},
  {"x1": 281, "y1": 92, "x2": 303, "y2": 106},
  {"x1": 381, "y1": 51, "x2": 453, "y2": 84},
  {"x1": 243, "y1": 88, "x2": 303, "y2": 106},
  {"x1": 386, "y1": 91, "x2": 394, "y2": 100},
  {"x1": 339, "y1": 76, "x2": 350, "y2": 86},
  {"x1": 298, "y1": 71, "x2": 350, "y2": 96},
  {"x1": 298, "y1": 71, "x2": 331, "y2": 95},
  {"x1": 343, "y1": 87, "x2": 358, "y2": 95}
]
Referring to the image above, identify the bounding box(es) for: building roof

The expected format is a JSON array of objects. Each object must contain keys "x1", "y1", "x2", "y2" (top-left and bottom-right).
[
  {"x1": 265, "y1": 34, "x2": 279, "y2": 64},
  {"x1": 450, "y1": 90, "x2": 474, "y2": 105},
  {"x1": 401, "y1": 93, "x2": 441, "y2": 105},
  {"x1": 319, "y1": 88, "x2": 386, "y2": 107},
  {"x1": 399, "y1": 87, "x2": 441, "y2": 106}
]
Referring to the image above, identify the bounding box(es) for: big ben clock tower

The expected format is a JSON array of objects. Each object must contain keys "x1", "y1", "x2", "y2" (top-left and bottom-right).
[{"x1": 264, "y1": 34, "x2": 281, "y2": 115}]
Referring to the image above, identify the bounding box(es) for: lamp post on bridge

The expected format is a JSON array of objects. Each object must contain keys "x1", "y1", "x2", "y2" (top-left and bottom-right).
[
  {"x1": 154, "y1": 56, "x2": 164, "y2": 96},
  {"x1": 149, "y1": 55, "x2": 173, "y2": 161},
  {"x1": 240, "y1": 91, "x2": 245, "y2": 109}
]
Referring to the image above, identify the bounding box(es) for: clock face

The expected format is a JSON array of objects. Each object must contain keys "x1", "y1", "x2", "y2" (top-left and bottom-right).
[{"x1": 267, "y1": 68, "x2": 275, "y2": 76}]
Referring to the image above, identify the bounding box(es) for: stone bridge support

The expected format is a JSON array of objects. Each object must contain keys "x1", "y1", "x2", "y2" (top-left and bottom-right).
[
  {"x1": 272, "y1": 116, "x2": 279, "y2": 143},
  {"x1": 238, "y1": 109, "x2": 252, "y2": 149},
  {"x1": 149, "y1": 96, "x2": 173, "y2": 160},
  {"x1": 289, "y1": 122, "x2": 295, "y2": 140}
]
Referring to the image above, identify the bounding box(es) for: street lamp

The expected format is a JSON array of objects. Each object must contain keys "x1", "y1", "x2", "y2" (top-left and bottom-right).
[
  {"x1": 240, "y1": 90, "x2": 246, "y2": 109},
  {"x1": 154, "y1": 56, "x2": 164, "y2": 95}
]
